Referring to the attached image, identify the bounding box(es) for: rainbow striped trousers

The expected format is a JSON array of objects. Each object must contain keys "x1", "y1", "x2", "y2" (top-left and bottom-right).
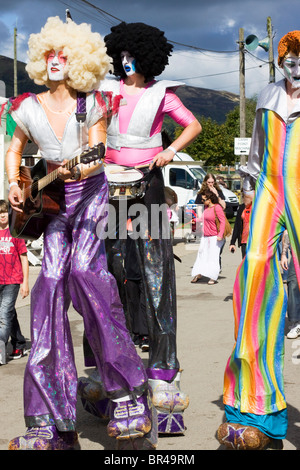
[{"x1": 223, "y1": 110, "x2": 300, "y2": 438}]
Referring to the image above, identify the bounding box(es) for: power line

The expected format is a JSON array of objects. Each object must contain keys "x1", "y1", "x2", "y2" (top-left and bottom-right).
[
  {"x1": 245, "y1": 49, "x2": 273, "y2": 65},
  {"x1": 75, "y1": 0, "x2": 123, "y2": 22},
  {"x1": 58, "y1": 0, "x2": 276, "y2": 95},
  {"x1": 169, "y1": 40, "x2": 237, "y2": 54},
  {"x1": 73, "y1": 0, "x2": 240, "y2": 55},
  {"x1": 58, "y1": 0, "x2": 116, "y2": 27},
  {"x1": 245, "y1": 48, "x2": 284, "y2": 79},
  {"x1": 174, "y1": 63, "x2": 268, "y2": 82}
]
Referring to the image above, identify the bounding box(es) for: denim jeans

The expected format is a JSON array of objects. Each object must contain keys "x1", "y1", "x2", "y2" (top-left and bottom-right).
[
  {"x1": 287, "y1": 256, "x2": 300, "y2": 324},
  {"x1": 0, "y1": 284, "x2": 23, "y2": 363}
]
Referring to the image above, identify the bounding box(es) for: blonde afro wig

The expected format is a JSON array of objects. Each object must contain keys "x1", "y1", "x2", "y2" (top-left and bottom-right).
[{"x1": 25, "y1": 16, "x2": 112, "y2": 92}]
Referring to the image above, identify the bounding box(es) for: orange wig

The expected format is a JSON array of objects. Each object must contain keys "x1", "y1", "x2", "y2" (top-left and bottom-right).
[{"x1": 278, "y1": 31, "x2": 300, "y2": 66}]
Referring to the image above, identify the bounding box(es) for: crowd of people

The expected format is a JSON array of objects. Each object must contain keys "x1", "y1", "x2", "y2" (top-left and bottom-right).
[{"x1": 1, "y1": 13, "x2": 300, "y2": 452}]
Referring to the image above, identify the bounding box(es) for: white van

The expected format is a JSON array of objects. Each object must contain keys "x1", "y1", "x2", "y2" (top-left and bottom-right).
[{"x1": 162, "y1": 152, "x2": 239, "y2": 218}]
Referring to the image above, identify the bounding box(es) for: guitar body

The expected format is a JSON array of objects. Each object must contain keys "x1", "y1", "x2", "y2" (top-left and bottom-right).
[
  {"x1": 9, "y1": 159, "x2": 63, "y2": 240},
  {"x1": 9, "y1": 143, "x2": 105, "y2": 240}
]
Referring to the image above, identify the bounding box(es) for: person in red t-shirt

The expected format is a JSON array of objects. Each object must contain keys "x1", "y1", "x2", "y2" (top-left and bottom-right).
[{"x1": 0, "y1": 200, "x2": 29, "y2": 364}]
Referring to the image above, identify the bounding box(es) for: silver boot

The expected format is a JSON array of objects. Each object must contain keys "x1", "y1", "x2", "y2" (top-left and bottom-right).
[
  {"x1": 77, "y1": 368, "x2": 110, "y2": 420},
  {"x1": 149, "y1": 371, "x2": 189, "y2": 434}
]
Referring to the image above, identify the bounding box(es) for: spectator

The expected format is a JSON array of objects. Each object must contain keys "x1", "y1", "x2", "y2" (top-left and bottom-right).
[
  {"x1": 229, "y1": 191, "x2": 254, "y2": 258},
  {"x1": 196, "y1": 173, "x2": 227, "y2": 270},
  {"x1": 195, "y1": 173, "x2": 226, "y2": 210},
  {"x1": 216, "y1": 175, "x2": 228, "y2": 188},
  {"x1": 191, "y1": 189, "x2": 225, "y2": 285},
  {"x1": 0, "y1": 200, "x2": 29, "y2": 365}
]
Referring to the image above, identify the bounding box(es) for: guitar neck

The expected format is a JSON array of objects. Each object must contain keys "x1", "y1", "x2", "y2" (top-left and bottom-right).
[{"x1": 38, "y1": 155, "x2": 80, "y2": 191}]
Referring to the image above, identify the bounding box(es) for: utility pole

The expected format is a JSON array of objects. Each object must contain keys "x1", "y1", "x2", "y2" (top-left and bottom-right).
[
  {"x1": 267, "y1": 16, "x2": 275, "y2": 83},
  {"x1": 238, "y1": 28, "x2": 247, "y2": 166},
  {"x1": 14, "y1": 27, "x2": 18, "y2": 96}
]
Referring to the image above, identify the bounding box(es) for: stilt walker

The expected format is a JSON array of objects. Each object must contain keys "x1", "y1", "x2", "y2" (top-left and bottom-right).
[
  {"x1": 217, "y1": 31, "x2": 300, "y2": 450},
  {"x1": 5, "y1": 15, "x2": 154, "y2": 450},
  {"x1": 77, "y1": 21, "x2": 201, "y2": 437}
]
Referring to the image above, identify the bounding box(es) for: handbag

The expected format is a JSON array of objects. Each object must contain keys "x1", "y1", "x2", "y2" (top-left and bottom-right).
[{"x1": 214, "y1": 207, "x2": 232, "y2": 238}]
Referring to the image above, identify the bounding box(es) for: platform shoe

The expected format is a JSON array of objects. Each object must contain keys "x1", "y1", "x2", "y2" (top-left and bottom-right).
[
  {"x1": 108, "y1": 390, "x2": 158, "y2": 450},
  {"x1": 8, "y1": 426, "x2": 78, "y2": 450},
  {"x1": 77, "y1": 369, "x2": 111, "y2": 420},
  {"x1": 78, "y1": 373, "x2": 158, "y2": 449},
  {"x1": 217, "y1": 422, "x2": 283, "y2": 450},
  {"x1": 149, "y1": 371, "x2": 189, "y2": 435}
]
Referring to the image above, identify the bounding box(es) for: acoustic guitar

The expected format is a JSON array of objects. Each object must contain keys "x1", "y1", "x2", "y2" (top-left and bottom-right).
[{"x1": 9, "y1": 143, "x2": 105, "y2": 240}]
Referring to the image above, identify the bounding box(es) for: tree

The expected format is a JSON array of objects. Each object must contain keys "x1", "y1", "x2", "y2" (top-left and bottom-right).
[
  {"x1": 169, "y1": 97, "x2": 257, "y2": 167},
  {"x1": 224, "y1": 97, "x2": 257, "y2": 138},
  {"x1": 173, "y1": 116, "x2": 233, "y2": 166}
]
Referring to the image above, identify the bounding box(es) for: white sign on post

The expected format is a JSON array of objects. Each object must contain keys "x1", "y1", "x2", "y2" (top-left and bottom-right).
[{"x1": 234, "y1": 137, "x2": 251, "y2": 156}]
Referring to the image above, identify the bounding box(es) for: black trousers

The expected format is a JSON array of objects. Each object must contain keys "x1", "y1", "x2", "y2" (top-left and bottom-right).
[{"x1": 84, "y1": 167, "x2": 179, "y2": 374}]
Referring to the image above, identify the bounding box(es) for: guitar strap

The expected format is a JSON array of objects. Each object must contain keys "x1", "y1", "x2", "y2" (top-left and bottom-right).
[{"x1": 76, "y1": 92, "x2": 87, "y2": 152}]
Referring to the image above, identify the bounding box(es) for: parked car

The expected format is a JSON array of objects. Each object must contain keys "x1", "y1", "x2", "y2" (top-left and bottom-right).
[{"x1": 162, "y1": 152, "x2": 239, "y2": 219}]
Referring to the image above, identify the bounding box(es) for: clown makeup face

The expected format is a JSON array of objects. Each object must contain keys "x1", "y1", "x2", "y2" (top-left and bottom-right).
[
  {"x1": 282, "y1": 53, "x2": 300, "y2": 89},
  {"x1": 121, "y1": 51, "x2": 136, "y2": 76},
  {"x1": 46, "y1": 50, "x2": 68, "y2": 81}
]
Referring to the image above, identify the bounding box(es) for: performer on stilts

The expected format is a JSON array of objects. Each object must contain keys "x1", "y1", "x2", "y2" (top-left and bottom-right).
[
  {"x1": 5, "y1": 16, "x2": 153, "y2": 450},
  {"x1": 217, "y1": 31, "x2": 300, "y2": 450},
  {"x1": 77, "y1": 21, "x2": 202, "y2": 435}
]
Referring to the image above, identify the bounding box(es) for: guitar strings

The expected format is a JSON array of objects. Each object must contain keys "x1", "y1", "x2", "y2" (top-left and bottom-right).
[{"x1": 21, "y1": 145, "x2": 101, "y2": 199}]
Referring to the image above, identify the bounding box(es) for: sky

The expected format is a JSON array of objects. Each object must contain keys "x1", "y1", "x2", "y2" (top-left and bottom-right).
[{"x1": 0, "y1": 0, "x2": 298, "y2": 98}]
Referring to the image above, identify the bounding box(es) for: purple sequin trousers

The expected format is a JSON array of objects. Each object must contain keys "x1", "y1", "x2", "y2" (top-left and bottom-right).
[{"x1": 24, "y1": 173, "x2": 147, "y2": 431}]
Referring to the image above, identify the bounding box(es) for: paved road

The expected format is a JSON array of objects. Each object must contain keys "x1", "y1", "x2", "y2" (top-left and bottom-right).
[{"x1": 1, "y1": 238, "x2": 299, "y2": 451}]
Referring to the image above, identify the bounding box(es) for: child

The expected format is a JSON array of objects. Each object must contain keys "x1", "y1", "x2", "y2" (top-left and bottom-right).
[{"x1": 0, "y1": 199, "x2": 29, "y2": 364}]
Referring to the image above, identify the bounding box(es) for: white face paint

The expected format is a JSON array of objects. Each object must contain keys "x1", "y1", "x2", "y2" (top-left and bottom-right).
[
  {"x1": 121, "y1": 51, "x2": 136, "y2": 76},
  {"x1": 282, "y1": 53, "x2": 300, "y2": 89},
  {"x1": 46, "y1": 50, "x2": 68, "y2": 82}
]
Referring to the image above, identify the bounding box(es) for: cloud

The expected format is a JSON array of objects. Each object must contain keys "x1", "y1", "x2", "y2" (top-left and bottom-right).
[
  {"x1": 220, "y1": 18, "x2": 236, "y2": 31},
  {"x1": 160, "y1": 48, "x2": 272, "y2": 97},
  {"x1": 0, "y1": 0, "x2": 293, "y2": 97}
]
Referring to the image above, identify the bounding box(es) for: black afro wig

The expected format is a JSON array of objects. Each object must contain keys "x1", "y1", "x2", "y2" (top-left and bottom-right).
[{"x1": 104, "y1": 22, "x2": 173, "y2": 83}]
